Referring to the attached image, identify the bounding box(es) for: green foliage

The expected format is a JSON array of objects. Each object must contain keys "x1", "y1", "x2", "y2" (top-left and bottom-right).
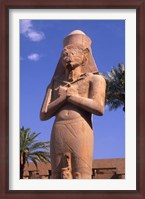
[
  {"x1": 20, "y1": 127, "x2": 50, "y2": 165},
  {"x1": 101, "y1": 64, "x2": 125, "y2": 112}
]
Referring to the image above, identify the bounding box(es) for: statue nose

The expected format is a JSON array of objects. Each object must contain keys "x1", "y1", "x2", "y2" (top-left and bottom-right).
[
  {"x1": 66, "y1": 54, "x2": 72, "y2": 60},
  {"x1": 69, "y1": 53, "x2": 74, "y2": 60}
]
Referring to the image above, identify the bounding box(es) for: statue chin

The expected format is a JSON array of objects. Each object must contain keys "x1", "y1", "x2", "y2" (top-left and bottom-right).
[{"x1": 65, "y1": 63, "x2": 80, "y2": 70}]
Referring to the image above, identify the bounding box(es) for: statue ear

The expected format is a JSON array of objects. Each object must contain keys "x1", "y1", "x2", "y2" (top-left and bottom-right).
[
  {"x1": 82, "y1": 48, "x2": 89, "y2": 65},
  {"x1": 83, "y1": 48, "x2": 89, "y2": 54}
]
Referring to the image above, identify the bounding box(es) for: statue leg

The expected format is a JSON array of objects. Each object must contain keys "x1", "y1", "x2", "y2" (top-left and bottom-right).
[
  {"x1": 72, "y1": 156, "x2": 93, "y2": 179},
  {"x1": 71, "y1": 120, "x2": 94, "y2": 179},
  {"x1": 51, "y1": 153, "x2": 62, "y2": 179}
]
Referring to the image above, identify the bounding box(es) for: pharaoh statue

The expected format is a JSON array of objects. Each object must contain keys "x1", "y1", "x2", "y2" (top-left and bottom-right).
[{"x1": 40, "y1": 30, "x2": 106, "y2": 179}]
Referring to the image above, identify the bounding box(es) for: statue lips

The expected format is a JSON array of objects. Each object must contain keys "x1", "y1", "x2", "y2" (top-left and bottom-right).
[
  {"x1": 66, "y1": 63, "x2": 78, "y2": 72},
  {"x1": 62, "y1": 56, "x2": 71, "y2": 68},
  {"x1": 63, "y1": 55, "x2": 79, "y2": 70},
  {"x1": 63, "y1": 59, "x2": 74, "y2": 70}
]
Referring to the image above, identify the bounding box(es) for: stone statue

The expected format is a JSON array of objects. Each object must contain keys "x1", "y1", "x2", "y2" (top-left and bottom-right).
[{"x1": 40, "y1": 30, "x2": 106, "y2": 179}]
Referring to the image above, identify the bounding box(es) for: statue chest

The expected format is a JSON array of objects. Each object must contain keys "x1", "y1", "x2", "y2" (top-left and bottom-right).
[
  {"x1": 52, "y1": 76, "x2": 90, "y2": 100},
  {"x1": 72, "y1": 78, "x2": 90, "y2": 97}
]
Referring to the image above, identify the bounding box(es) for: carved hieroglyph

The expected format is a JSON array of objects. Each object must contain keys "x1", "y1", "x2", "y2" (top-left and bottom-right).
[{"x1": 40, "y1": 30, "x2": 106, "y2": 179}]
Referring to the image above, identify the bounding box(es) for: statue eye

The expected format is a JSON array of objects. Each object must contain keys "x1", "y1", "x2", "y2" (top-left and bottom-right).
[
  {"x1": 63, "y1": 52, "x2": 68, "y2": 57},
  {"x1": 71, "y1": 50, "x2": 77, "y2": 56}
]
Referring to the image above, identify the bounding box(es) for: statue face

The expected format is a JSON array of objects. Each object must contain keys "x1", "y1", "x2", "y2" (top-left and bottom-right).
[{"x1": 62, "y1": 46, "x2": 84, "y2": 70}]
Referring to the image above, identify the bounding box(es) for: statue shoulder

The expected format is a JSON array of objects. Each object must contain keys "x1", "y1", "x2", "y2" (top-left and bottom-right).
[{"x1": 87, "y1": 72, "x2": 106, "y2": 85}]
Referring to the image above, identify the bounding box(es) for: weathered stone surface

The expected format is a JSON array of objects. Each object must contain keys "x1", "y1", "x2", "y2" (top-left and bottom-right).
[
  {"x1": 23, "y1": 158, "x2": 125, "y2": 179},
  {"x1": 40, "y1": 30, "x2": 106, "y2": 179}
]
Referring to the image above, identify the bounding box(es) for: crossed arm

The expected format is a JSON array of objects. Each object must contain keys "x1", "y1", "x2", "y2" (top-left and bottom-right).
[
  {"x1": 40, "y1": 75, "x2": 106, "y2": 121},
  {"x1": 40, "y1": 87, "x2": 67, "y2": 120},
  {"x1": 67, "y1": 75, "x2": 106, "y2": 116}
]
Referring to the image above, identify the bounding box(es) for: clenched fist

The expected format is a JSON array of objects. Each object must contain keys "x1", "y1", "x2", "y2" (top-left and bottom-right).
[
  {"x1": 58, "y1": 86, "x2": 67, "y2": 97},
  {"x1": 66, "y1": 85, "x2": 78, "y2": 97}
]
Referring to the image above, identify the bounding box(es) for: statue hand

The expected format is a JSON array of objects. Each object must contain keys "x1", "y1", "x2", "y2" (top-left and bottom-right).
[
  {"x1": 67, "y1": 85, "x2": 77, "y2": 97},
  {"x1": 58, "y1": 86, "x2": 67, "y2": 97}
]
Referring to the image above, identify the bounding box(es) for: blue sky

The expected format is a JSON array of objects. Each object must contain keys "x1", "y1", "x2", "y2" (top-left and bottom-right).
[{"x1": 20, "y1": 20, "x2": 125, "y2": 159}]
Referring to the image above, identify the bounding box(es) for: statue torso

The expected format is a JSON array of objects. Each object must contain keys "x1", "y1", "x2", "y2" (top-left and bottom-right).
[{"x1": 52, "y1": 73, "x2": 94, "y2": 121}]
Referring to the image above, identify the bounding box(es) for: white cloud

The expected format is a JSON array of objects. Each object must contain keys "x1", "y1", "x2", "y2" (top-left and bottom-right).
[
  {"x1": 20, "y1": 20, "x2": 45, "y2": 42},
  {"x1": 27, "y1": 53, "x2": 41, "y2": 61},
  {"x1": 27, "y1": 31, "x2": 45, "y2": 42},
  {"x1": 20, "y1": 20, "x2": 32, "y2": 34}
]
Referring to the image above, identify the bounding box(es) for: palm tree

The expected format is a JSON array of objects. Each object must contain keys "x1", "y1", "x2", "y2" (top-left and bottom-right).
[
  {"x1": 102, "y1": 64, "x2": 125, "y2": 112},
  {"x1": 20, "y1": 127, "x2": 50, "y2": 179}
]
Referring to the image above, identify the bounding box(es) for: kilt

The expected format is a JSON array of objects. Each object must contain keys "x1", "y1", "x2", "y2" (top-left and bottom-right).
[{"x1": 50, "y1": 117, "x2": 94, "y2": 179}]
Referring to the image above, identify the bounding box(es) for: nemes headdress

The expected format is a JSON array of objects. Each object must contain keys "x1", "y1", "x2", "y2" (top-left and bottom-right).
[
  {"x1": 63, "y1": 30, "x2": 91, "y2": 49},
  {"x1": 41, "y1": 30, "x2": 99, "y2": 114},
  {"x1": 52, "y1": 30, "x2": 98, "y2": 78}
]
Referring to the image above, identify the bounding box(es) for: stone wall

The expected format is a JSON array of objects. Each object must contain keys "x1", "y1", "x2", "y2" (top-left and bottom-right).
[{"x1": 23, "y1": 158, "x2": 125, "y2": 179}]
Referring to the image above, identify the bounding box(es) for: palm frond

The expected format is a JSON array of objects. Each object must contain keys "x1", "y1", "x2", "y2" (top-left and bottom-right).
[
  {"x1": 101, "y1": 64, "x2": 125, "y2": 112},
  {"x1": 28, "y1": 141, "x2": 50, "y2": 152},
  {"x1": 20, "y1": 127, "x2": 50, "y2": 164}
]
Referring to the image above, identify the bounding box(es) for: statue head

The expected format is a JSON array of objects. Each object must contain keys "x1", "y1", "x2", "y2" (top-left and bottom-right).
[
  {"x1": 49, "y1": 30, "x2": 98, "y2": 85},
  {"x1": 61, "y1": 44, "x2": 88, "y2": 71}
]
